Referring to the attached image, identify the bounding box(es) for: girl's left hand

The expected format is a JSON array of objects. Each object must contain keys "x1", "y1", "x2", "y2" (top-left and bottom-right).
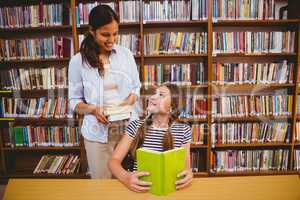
[{"x1": 175, "y1": 169, "x2": 193, "y2": 190}]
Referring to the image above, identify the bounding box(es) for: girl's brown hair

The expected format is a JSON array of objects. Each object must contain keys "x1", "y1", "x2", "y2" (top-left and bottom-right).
[{"x1": 130, "y1": 85, "x2": 180, "y2": 159}]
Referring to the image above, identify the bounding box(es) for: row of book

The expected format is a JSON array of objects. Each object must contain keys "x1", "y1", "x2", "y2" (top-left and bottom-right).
[
  {"x1": 213, "y1": 31, "x2": 295, "y2": 54},
  {"x1": 211, "y1": 149, "x2": 289, "y2": 172},
  {"x1": 294, "y1": 150, "x2": 300, "y2": 171},
  {"x1": 0, "y1": 67, "x2": 68, "y2": 91},
  {"x1": 0, "y1": 97, "x2": 73, "y2": 119},
  {"x1": 142, "y1": 63, "x2": 206, "y2": 86},
  {"x1": 0, "y1": 3, "x2": 70, "y2": 28},
  {"x1": 144, "y1": 32, "x2": 207, "y2": 55},
  {"x1": 2, "y1": 126, "x2": 79, "y2": 148},
  {"x1": 191, "y1": 124, "x2": 208, "y2": 145},
  {"x1": 212, "y1": 95, "x2": 293, "y2": 117},
  {"x1": 180, "y1": 95, "x2": 208, "y2": 119},
  {"x1": 33, "y1": 154, "x2": 80, "y2": 175},
  {"x1": 297, "y1": 95, "x2": 300, "y2": 115},
  {"x1": 212, "y1": 61, "x2": 294, "y2": 85},
  {"x1": 190, "y1": 151, "x2": 206, "y2": 173},
  {"x1": 0, "y1": 37, "x2": 72, "y2": 61},
  {"x1": 211, "y1": 122, "x2": 291, "y2": 145},
  {"x1": 79, "y1": 33, "x2": 141, "y2": 55},
  {"x1": 143, "y1": 0, "x2": 207, "y2": 21},
  {"x1": 76, "y1": 1, "x2": 140, "y2": 24},
  {"x1": 212, "y1": 0, "x2": 285, "y2": 20}
]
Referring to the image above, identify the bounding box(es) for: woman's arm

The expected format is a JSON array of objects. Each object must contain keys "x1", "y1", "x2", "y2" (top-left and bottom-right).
[
  {"x1": 176, "y1": 142, "x2": 193, "y2": 190},
  {"x1": 75, "y1": 103, "x2": 108, "y2": 124},
  {"x1": 108, "y1": 134, "x2": 151, "y2": 192}
]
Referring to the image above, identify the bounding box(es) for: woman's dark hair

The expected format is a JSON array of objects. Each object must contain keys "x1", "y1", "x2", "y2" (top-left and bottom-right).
[
  {"x1": 80, "y1": 5, "x2": 119, "y2": 76},
  {"x1": 130, "y1": 84, "x2": 181, "y2": 160}
]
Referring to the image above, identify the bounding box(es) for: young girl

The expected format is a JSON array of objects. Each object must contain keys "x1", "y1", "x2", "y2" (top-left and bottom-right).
[{"x1": 108, "y1": 85, "x2": 193, "y2": 192}]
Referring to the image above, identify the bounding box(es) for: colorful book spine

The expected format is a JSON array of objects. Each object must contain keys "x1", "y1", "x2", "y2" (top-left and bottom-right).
[
  {"x1": 180, "y1": 95, "x2": 208, "y2": 119},
  {"x1": 211, "y1": 122, "x2": 291, "y2": 145},
  {"x1": 191, "y1": 124, "x2": 208, "y2": 144},
  {"x1": 294, "y1": 150, "x2": 300, "y2": 171}
]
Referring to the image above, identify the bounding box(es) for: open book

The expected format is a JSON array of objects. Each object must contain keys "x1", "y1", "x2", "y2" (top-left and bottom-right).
[
  {"x1": 103, "y1": 105, "x2": 132, "y2": 122},
  {"x1": 137, "y1": 147, "x2": 186, "y2": 196}
]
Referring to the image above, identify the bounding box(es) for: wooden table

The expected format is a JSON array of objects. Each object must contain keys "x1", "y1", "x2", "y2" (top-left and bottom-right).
[{"x1": 3, "y1": 175, "x2": 300, "y2": 200}]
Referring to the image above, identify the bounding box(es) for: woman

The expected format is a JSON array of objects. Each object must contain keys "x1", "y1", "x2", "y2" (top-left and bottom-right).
[
  {"x1": 108, "y1": 85, "x2": 193, "y2": 192},
  {"x1": 68, "y1": 5, "x2": 141, "y2": 179}
]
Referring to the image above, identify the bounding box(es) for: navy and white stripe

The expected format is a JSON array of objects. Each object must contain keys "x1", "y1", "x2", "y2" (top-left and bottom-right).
[{"x1": 126, "y1": 119, "x2": 192, "y2": 170}]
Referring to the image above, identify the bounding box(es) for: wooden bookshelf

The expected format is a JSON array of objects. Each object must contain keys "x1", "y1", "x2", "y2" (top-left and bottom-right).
[
  {"x1": 0, "y1": 0, "x2": 299, "y2": 179},
  {"x1": 0, "y1": 88, "x2": 68, "y2": 98}
]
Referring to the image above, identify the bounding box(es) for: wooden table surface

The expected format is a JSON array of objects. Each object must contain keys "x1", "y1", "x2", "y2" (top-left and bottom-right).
[{"x1": 3, "y1": 175, "x2": 300, "y2": 200}]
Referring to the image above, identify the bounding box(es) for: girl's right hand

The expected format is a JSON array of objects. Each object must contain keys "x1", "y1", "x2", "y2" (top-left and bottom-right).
[
  {"x1": 124, "y1": 172, "x2": 152, "y2": 193},
  {"x1": 93, "y1": 106, "x2": 108, "y2": 124}
]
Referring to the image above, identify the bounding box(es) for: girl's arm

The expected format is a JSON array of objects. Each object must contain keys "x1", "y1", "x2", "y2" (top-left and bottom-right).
[
  {"x1": 176, "y1": 142, "x2": 193, "y2": 190},
  {"x1": 108, "y1": 134, "x2": 152, "y2": 192}
]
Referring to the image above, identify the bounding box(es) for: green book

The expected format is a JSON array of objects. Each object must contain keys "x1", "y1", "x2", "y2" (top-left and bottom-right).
[{"x1": 137, "y1": 147, "x2": 186, "y2": 196}]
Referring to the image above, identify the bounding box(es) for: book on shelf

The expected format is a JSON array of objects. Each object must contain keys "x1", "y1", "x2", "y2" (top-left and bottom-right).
[
  {"x1": 211, "y1": 149, "x2": 289, "y2": 173},
  {"x1": 0, "y1": 97, "x2": 75, "y2": 119},
  {"x1": 212, "y1": 95, "x2": 293, "y2": 118},
  {"x1": 213, "y1": 31, "x2": 295, "y2": 54},
  {"x1": 144, "y1": 32, "x2": 207, "y2": 55},
  {"x1": 295, "y1": 122, "x2": 300, "y2": 143},
  {"x1": 143, "y1": 0, "x2": 207, "y2": 22},
  {"x1": 4, "y1": 126, "x2": 79, "y2": 148},
  {"x1": 142, "y1": 63, "x2": 206, "y2": 87},
  {"x1": 191, "y1": 124, "x2": 208, "y2": 145},
  {"x1": 0, "y1": 2, "x2": 71, "y2": 28},
  {"x1": 212, "y1": 0, "x2": 288, "y2": 20},
  {"x1": 104, "y1": 105, "x2": 133, "y2": 122},
  {"x1": 211, "y1": 122, "x2": 291, "y2": 145},
  {"x1": 137, "y1": 147, "x2": 186, "y2": 196},
  {"x1": 212, "y1": 61, "x2": 294, "y2": 85},
  {"x1": 190, "y1": 151, "x2": 207, "y2": 173},
  {"x1": 0, "y1": 67, "x2": 68, "y2": 91},
  {"x1": 33, "y1": 154, "x2": 80, "y2": 175},
  {"x1": 180, "y1": 95, "x2": 208, "y2": 119},
  {"x1": 294, "y1": 150, "x2": 300, "y2": 171},
  {"x1": 0, "y1": 36, "x2": 73, "y2": 61}
]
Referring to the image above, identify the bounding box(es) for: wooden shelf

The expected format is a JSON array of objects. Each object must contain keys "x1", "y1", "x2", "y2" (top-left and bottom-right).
[
  {"x1": 213, "y1": 19, "x2": 300, "y2": 26},
  {"x1": 212, "y1": 143, "x2": 291, "y2": 148},
  {"x1": 0, "y1": 118, "x2": 79, "y2": 125},
  {"x1": 0, "y1": 88, "x2": 68, "y2": 98},
  {"x1": 143, "y1": 20, "x2": 208, "y2": 27},
  {"x1": 0, "y1": 25, "x2": 72, "y2": 35},
  {"x1": 0, "y1": 58, "x2": 70, "y2": 67},
  {"x1": 3, "y1": 146, "x2": 81, "y2": 151},
  {"x1": 212, "y1": 115, "x2": 292, "y2": 122},
  {"x1": 211, "y1": 83, "x2": 295, "y2": 92},
  {"x1": 213, "y1": 53, "x2": 297, "y2": 57},
  {"x1": 210, "y1": 170, "x2": 298, "y2": 177},
  {"x1": 294, "y1": 143, "x2": 300, "y2": 147},
  {"x1": 190, "y1": 144, "x2": 208, "y2": 149},
  {"x1": 177, "y1": 118, "x2": 208, "y2": 123}
]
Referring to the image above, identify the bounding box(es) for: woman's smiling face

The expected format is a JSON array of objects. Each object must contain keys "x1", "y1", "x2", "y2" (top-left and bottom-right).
[{"x1": 147, "y1": 86, "x2": 172, "y2": 115}]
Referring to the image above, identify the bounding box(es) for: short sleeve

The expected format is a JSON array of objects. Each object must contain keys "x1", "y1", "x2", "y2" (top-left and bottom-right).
[
  {"x1": 183, "y1": 124, "x2": 192, "y2": 144},
  {"x1": 126, "y1": 119, "x2": 143, "y2": 139}
]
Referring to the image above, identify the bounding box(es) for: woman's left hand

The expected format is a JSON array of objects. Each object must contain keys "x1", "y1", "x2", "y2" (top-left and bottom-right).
[{"x1": 175, "y1": 169, "x2": 193, "y2": 190}]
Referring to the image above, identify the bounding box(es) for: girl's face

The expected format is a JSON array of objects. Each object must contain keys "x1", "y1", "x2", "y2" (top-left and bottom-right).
[
  {"x1": 147, "y1": 86, "x2": 172, "y2": 115},
  {"x1": 94, "y1": 20, "x2": 119, "y2": 53}
]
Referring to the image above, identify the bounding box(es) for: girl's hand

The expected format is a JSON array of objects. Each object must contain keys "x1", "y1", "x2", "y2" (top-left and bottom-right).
[
  {"x1": 175, "y1": 169, "x2": 193, "y2": 190},
  {"x1": 123, "y1": 171, "x2": 152, "y2": 193},
  {"x1": 93, "y1": 106, "x2": 108, "y2": 124},
  {"x1": 119, "y1": 93, "x2": 137, "y2": 106}
]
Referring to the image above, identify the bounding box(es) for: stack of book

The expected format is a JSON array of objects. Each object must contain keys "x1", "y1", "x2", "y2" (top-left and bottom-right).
[
  {"x1": 33, "y1": 154, "x2": 80, "y2": 175},
  {"x1": 104, "y1": 105, "x2": 132, "y2": 122}
]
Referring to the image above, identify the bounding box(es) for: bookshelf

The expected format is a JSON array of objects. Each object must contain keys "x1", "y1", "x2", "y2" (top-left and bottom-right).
[{"x1": 0, "y1": 0, "x2": 299, "y2": 180}]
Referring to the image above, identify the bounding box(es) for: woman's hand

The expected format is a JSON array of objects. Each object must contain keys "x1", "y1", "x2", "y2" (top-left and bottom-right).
[
  {"x1": 92, "y1": 106, "x2": 108, "y2": 124},
  {"x1": 175, "y1": 169, "x2": 193, "y2": 190},
  {"x1": 119, "y1": 93, "x2": 137, "y2": 106},
  {"x1": 123, "y1": 171, "x2": 152, "y2": 193}
]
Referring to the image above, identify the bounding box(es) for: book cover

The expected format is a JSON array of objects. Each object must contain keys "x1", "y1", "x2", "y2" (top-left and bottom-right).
[{"x1": 137, "y1": 147, "x2": 186, "y2": 196}]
